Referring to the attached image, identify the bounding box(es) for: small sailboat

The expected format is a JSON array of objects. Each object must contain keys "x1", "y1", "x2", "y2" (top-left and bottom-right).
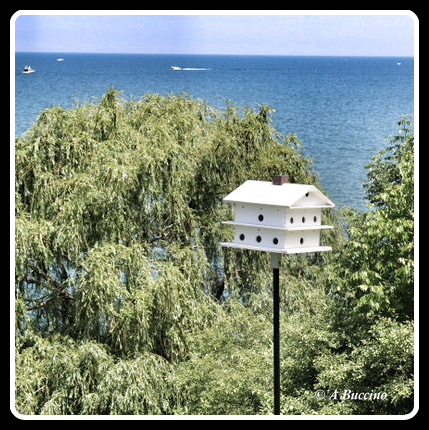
[{"x1": 22, "y1": 65, "x2": 35, "y2": 74}]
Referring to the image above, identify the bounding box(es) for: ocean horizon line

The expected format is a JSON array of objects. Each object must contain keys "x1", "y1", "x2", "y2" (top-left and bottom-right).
[{"x1": 15, "y1": 51, "x2": 415, "y2": 59}]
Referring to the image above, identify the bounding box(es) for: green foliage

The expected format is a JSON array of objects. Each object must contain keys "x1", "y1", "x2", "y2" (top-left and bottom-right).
[
  {"x1": 14, "y1": 90, "x2": 414, "y2": 415},
  {"x1": 314, "y1": 318, "x2": 414, "y2": 415},
  {"x1": 327, "y1": 116, "x2": 414, "y2": 327},
  {"x1": 15, "y1": 88, "x2": 318, "y2": 336},
  {"x1": 15, "y1": 334, "x2": 179, "y2": 415},
  {"x1": 175, "y1": 300, "x2": 273, "y2": 414}
]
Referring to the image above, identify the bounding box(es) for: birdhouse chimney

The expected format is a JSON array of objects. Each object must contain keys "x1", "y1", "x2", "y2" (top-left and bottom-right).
[{"x1": 272, "y1": 174, "x2": 288, "y2": 185}]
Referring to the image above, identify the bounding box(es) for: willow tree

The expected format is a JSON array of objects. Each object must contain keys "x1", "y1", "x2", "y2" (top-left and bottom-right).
[{"x1": 15, "y1": 88, "x2": 329, "y2": 414}]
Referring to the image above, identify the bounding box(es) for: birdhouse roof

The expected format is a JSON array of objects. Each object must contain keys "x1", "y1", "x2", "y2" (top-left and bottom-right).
[{"x1": 223, "y1": 180, "x2": 334, "y2": 208}]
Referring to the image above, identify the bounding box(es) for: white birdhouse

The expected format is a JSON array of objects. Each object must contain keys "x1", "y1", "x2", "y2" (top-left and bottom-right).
[{"x1": 221, "y1": 175, "x2": 335, "y2": 254}]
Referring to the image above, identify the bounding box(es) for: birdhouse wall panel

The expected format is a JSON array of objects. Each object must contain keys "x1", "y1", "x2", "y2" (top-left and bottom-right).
[
  {"x1": 286, "y1": 229, "x2": 321, "y2": 248},
  {"x1": 234, "y1": 204, "x2": 287, "y2": 228},
  {"x1": 286, "y1": 208, "x2": 322, "y2": 227},
  {"x1": 233, "y1": 226, "x2": 321, "y2": 250},
  {"x1": 234, "y1": 226, "x2": 287, "y2": 248}
]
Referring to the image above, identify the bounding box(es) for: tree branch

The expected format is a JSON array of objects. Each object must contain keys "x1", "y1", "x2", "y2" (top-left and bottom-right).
[{"x1": 148, "y1": 223, "x2": 174, "y2": 244}]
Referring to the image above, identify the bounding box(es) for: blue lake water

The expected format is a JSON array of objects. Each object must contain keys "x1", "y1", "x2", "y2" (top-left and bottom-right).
[{"x1": 15, "y1": 53, "x2": 414, "y2": 211}]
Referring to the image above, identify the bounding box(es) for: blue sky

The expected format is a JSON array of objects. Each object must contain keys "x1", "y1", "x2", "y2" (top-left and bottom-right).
[{"x1": 13, "y1": 12, "x2": 416, "y2": 56}]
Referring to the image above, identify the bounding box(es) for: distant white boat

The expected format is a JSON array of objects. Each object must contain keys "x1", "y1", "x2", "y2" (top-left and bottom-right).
[
  {"x1": 170, "y1": 66, "x2": 182, "y2": 70},
  {"x1": 397, "y1": 62, "x2": 402, "y2": 65},
  {"x1": 22, "y1": 65, "x2": 35, "y2": 74},
  {"x1": 56, "y1": 58, "x2": 64, "y2": 61}
]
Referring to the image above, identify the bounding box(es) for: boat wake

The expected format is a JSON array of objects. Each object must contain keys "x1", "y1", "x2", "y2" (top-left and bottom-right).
[
  {"x1": 182, "y1": 68, "x2": 211, "y2": 70},
  {"x1": 170, "y1": 66, "x2": 211, "y2": 71}
]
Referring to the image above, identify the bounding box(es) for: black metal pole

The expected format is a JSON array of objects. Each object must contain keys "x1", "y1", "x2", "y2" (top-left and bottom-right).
[{"x1": 272, "y1": 253, "x2": 281, "y2": 415}]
